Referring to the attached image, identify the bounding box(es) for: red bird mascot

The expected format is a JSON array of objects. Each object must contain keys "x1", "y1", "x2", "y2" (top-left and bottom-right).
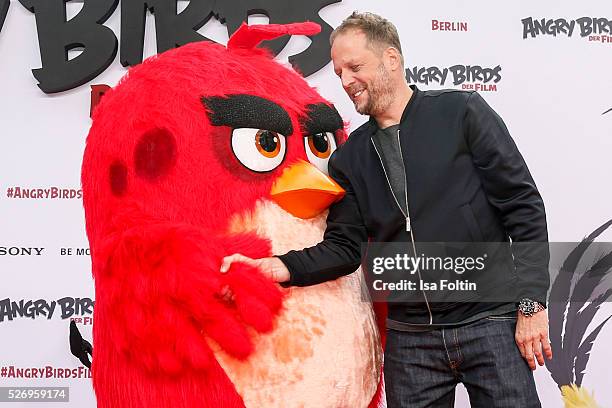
[{"x1": 82, "y1": 22, "x2": 384, "y2": 407}]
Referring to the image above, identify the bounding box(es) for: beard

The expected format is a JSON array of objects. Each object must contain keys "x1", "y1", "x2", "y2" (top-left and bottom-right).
[{"x1": 354, "y1": 64, "x2": 395, "y2": 116}]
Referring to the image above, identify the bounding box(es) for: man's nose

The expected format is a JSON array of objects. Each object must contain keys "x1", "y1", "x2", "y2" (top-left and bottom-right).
[{"x1": 341, "y1": 72, "x2": 354, "y2": 89}]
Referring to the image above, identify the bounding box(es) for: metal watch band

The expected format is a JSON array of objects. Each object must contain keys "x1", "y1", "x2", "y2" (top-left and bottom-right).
[{"x1": 518, "y1": 298, "x2": 544, "y2": 317}]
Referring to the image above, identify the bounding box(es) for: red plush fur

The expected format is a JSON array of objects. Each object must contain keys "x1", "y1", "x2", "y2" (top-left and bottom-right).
[
  {"x1": 92, "y1": 219, "x2": 281, "y2": 407},
  {"x1": 82, "y1": 22, "x2": 382, "y2": 408}
]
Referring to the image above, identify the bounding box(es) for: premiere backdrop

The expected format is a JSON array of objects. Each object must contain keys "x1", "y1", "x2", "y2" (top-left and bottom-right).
[{"x1": 1, "y1": 0, "x2": 611, "y2": 406}]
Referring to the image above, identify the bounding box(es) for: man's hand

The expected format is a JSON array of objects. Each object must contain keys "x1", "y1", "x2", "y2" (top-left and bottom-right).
[
  {"x1": 515, "y1": 310, "x2": 553, "y2": 370},
  {"x1": 221, "y1": 255, "x2": 291, "y2": 283}
]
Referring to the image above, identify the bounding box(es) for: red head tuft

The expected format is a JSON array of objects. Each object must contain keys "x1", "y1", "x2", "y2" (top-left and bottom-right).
[{"x1": 227, "y1": 22, "x2": 321, "y2": 50}]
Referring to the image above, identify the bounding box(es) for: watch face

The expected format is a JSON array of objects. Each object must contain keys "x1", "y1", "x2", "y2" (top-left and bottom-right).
[{"x1": 519, "y1": 299, "x2": 536, "y2": 315}]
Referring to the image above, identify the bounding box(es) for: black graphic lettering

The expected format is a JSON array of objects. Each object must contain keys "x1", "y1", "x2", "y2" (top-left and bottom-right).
[
  {"x1": 18, "y1": 0, "x2": 340, "y2": 93},
  {"x1": 577, "y1": 17, "x2": 593, "y2": 37},
  {"x1": 214, "y1": 0, "x2": 340, "y2": 76},
  {"x1": 405, "y1": 67, "x2": 448, "y2": 85},
  {"x1": 534, "y1": 18, "x2": 554, "y2": 36},
  {"x1": 449, "y1": 65, "x2": 466, "y2": 86},
  {"x1": 0, "y1": 298, "x2": 56, "y2": 322},
  {"x1": 576, "y1": 17, "x2": 612, "y2": 37},
  {"x1": 596, "y1": 18, "x2": 612, "y2": 35},
  {"x1": 76, "y1": 248, "x2": 91, "y2": 256},
  {"x1": 18, "y1": 0, "x2": 119, "y2": 93},
  {"x1": 449, "y1": 65, "x2": 501, "y2": 86},
  {"x1": 524, "y1": 16, "x2": 611, "y2": 39},
  {"x1": 558, "y1": 18, "x2": 576, "y2": 37},
  {"x1": 0, "y1": 298, "x2": 13, "y2": 322},
  {"x1": 0, "y1": 0, "x2": 9, "y2": 35},
  {"x1": 120, "y1": 0, "x2": 215, "y2": 67},
  {"x1": 0, "y1": 246, "x2": 45, "y2": 256},
  {"x1": 58, "y1": 297, "x2": 75, "y2": 319},
  {"x1": 34, "y1": 299, "x2": 55, "y2": 318},
  {"x1": 10, "y1": 300, "x2": 33, "y2": 319},
  {"x1": 426, "y1": 67, "x2": 447, "y2": 85},
  {"x1": 0, "y1": 298, "x2": 94, "y2": 322},
  {"x1": 469, "y1": 66, "x2": 484, "y2": 83},
  {"x1": 577, "y1": 17, "x2": 612, "y2": 37},
  {"x1": 406, "y1": 65, "x2": 502, "y2": 87},
  {"x1": 484, "y1": 65, "x2": 502, "y2": 83},
  {"x1": 522, "y1": 17, "x2": 576, "y2": 38},
  {"x1": 522, "y1": 17, "x2": 553, "y2": 39},
  {"x1": 546, "y1": 221, "x2": 612, "y2": 389},
  {"x1": 58, "y1": 297, "x2": 95, "y2": 318},
  {"x1": 522, "y1": 17, "x2": 536, "y2": 39},
  {"x1": 405, "y1": 67, "x2": 422, "y2": 84},
  {"x1": 122, "y1": 0, "x2": 339, "y2": 77}
]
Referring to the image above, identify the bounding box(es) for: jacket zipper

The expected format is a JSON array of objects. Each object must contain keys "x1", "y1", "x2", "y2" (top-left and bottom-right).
[{"x1": 371, "y1": 130, "x2": 433, "y2": 324}]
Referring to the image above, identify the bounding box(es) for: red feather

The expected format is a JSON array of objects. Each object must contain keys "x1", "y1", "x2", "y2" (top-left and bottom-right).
[{"x1": 227, "y1": 22, "x2": 321, "y2": 50}]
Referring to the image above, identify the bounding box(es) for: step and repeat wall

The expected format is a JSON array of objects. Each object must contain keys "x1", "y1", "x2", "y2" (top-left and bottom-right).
[{"x1": 1, "y1": 0, "x2": 611, "y2": 406}]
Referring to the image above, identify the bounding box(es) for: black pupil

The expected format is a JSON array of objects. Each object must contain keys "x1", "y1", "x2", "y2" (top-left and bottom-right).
[
  {"x1": 312, "y1": 133, "x2": 329, "y2": 152},
  {"x1": 258, "y1": 130, "x2": 278, "y2": 152}
]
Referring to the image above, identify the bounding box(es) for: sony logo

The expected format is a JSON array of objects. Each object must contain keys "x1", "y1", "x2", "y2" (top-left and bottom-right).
[{"x1": 0, "y1": 247, "x2": 45, "y2": 256}]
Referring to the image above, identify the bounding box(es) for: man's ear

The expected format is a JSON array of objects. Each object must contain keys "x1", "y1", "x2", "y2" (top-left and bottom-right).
[{"x1": 384, "y1": 47, "x2": 403, "y2": 72}]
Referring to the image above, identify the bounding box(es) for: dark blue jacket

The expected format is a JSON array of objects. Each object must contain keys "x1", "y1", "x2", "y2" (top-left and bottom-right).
[{"x1": 279, "y1": 86, "x2": 549, "y2": 325}]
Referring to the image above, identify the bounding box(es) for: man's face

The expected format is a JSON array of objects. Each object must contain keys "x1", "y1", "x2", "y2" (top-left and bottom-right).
[{"x1": 331, "y1": 29, "x2": 394, "y2": 116}]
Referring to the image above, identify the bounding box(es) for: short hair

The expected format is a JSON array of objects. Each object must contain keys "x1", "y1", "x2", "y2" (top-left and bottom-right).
[{"x1": 330, "y1": 11, "x2": 403, "y2": 64}]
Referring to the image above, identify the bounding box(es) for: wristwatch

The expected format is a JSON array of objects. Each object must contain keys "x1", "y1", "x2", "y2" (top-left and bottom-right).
[{"x1": 517, "y1": 298, "x2": 545, "y2": 317}]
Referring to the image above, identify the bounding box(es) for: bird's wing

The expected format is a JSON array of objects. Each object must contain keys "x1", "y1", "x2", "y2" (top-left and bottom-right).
[{"x1": 93, "y1": 222, "x2": 283, "y2": 375}]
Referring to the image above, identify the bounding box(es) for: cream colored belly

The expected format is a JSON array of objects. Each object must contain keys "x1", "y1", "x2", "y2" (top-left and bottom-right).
[{"x1": 215, "y1": 200, "x2": 382, "y2": 408}]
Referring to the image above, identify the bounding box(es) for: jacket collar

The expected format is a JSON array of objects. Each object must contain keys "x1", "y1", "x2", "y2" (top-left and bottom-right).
[{"x1": 367, "y1": 84, "x2": 420, "y2": 129}]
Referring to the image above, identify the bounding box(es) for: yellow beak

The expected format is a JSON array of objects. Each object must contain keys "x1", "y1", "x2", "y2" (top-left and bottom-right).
[{"x1": 270, "y1": 160, "x2": 345, "y2": 219}]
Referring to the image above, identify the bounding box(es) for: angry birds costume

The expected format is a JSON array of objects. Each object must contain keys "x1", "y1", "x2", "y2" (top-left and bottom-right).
[{"x1": 82, "y1": 22, "x2": 384, "y2": 407}]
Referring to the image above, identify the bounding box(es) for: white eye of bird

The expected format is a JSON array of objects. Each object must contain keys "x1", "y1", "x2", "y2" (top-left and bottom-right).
[
  {"x1": 231, "y1": 128, "x2": 287, "y2": 172},
  {"x1": 304, "y1": 132, "x2": 337, "y2": 175}
]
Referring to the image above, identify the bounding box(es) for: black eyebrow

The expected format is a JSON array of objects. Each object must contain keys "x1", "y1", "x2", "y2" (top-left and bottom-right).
[
  {"x1": 301, "y1": 103, "x2": 343, "y2": 135},
  {"x1": 202, "y1": 94, "x2": 294, "y2": 136}
]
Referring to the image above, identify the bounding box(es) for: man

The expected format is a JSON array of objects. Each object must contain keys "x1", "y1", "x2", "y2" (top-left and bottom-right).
[{"x1": 222, "y1": 12, "x2": 552, "y2": 407}]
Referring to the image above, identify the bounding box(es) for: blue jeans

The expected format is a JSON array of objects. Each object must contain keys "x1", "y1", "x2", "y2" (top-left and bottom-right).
[{"x1": 384, "y1": 315, "x2": 541, "y2": 408}]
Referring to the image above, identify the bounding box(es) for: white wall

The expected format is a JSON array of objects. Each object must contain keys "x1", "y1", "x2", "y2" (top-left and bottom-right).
[{"x1": 1, "y1": 0, "x2": 611, "y2": 406}]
